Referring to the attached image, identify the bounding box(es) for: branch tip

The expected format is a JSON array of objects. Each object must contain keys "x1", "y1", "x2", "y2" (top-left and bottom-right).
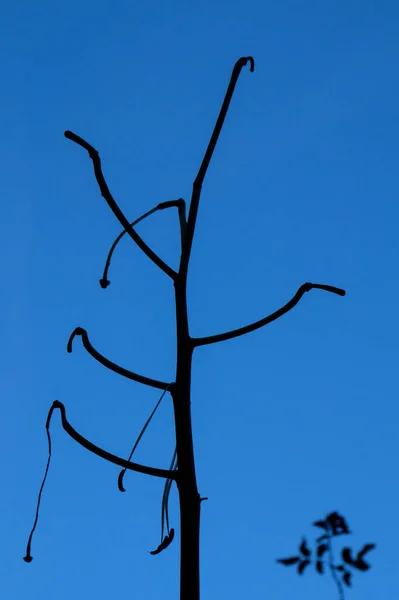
[
  {"x1": 117, "y1": 470, "x2": 126, "y2": 492},
  {"x1": 64, "y1": 130, "x2": 97, "y2": 156},
  {"x1": 309, "y1": 283, "x2": 346, "y2": 297},
  {"x1": 67, "y1": 327, "x2": 85, "y2": 353},
  {"x1": 245, "y1": 56, "x2": 255, "y2": 72}
]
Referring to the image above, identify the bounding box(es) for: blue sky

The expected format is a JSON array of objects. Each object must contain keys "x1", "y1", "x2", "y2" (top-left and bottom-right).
[{"x1": 2, "y1": 1, "x2": 398, "y2": 598}]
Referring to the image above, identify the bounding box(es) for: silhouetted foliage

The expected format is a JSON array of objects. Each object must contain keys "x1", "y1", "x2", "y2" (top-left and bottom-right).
[{"x1": 277, "y1": 512, "x2": 376, "y2": 599}]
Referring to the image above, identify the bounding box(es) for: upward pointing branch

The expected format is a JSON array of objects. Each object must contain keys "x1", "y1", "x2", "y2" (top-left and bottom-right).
[{"x1": 180, "y1": 56, "x2": 254, "y2": 276}]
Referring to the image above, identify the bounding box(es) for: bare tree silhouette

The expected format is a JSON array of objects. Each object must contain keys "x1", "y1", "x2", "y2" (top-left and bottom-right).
[{"x1": 25, "y1": 56, "x2": 347, "y2": 600}]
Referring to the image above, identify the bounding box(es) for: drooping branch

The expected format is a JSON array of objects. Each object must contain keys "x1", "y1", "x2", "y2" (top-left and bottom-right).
[
  {"x1": 64, "y1": 130, "x2": 177, "y2": 280},
  {"x1": 192, "y1": 283, "x2": 346, "y2": 347},
  {"x1": 51, "y1": 400, "x2": 177, "y2": 480},
  {"x1": 180, "y1": 56, "x2": 254, "y2": 276},
  {"x1": 67, "y1": 327, "x2": 171, "y2": 391},
  {"x1": 100, "y1": 199, "x2": 187, "y2": 288}
]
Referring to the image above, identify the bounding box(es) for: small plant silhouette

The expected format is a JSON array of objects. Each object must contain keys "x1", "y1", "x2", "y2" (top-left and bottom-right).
[{"x1": 276, "y1": 511, "x2": 376, "y2": 599}]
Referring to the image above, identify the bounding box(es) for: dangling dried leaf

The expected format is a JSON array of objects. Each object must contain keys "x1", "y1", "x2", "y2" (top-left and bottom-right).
[
  {"x1": 276, "y1": 556, "x2": 300, "y2": 566},
  {"x1": 297, "y1": 559, "x2": 310, "y2": 575}
]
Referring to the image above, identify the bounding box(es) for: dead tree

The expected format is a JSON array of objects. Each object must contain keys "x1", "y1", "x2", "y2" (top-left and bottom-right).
[{"x1": 25, "y1": 56, "x2": 346, "y2": 600}]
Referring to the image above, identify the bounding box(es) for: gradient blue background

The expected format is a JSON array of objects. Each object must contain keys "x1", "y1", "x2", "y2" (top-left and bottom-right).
[{"x1": 2, "y1": 1, "x2": 398, "y2": 598}]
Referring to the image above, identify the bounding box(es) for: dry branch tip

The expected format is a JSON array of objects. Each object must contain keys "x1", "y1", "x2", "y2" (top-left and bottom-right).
[
  {"x1": 67, "y1": 327, "x2": 85, "y2": 353},
  {"x1": 245, "y1": 56, "x2": 255, "y2": 72},
  {"x1": 117, "y1": 470, "x2": 126, "y2": 492},
  {"x1": 64, "y1": 130, "x2": 97, "y2": 156}
]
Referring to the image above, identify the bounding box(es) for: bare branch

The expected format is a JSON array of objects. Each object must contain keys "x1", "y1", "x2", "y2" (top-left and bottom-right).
[
  {"x1": 100, "y1": 199, "x2": 187, "y2": 288},
  {"x1": 64, "y1": 130, "x2": 177, "y2": 280},
  {"x1": 180, "y1": 57, "x2": 254, "y2": 276},
  {"x1": 192, "y1": 283, "x2": 346, "y2": 347},
  {"x1": 67, "y1": 327, "x2": 171, "y2": 391},
  {"x1": 51, "y1": 401, "x2": 176, "y2": 480}
]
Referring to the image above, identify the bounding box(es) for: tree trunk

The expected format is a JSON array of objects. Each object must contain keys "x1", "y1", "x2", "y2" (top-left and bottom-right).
[{"x1": 173, "y1": 277, "x2": 200, "y2": 600}]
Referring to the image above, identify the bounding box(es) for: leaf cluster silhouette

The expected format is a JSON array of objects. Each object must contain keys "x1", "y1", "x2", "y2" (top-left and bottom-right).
[{"x1": 277, "y1": 512, "x2": 376, "y2": 599}]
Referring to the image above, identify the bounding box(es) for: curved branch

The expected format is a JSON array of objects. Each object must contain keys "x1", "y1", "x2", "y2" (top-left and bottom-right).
[
  {"x1": 181, "y1": 57, "x2": 254, "y2": 275},
  {"x1": 64, "y1": 130, "x2": 177, "y2": 280},
  {"x1": 50, "y1": 401, "x2": 176, "y2": 480},
  {"x1": 67, "y1": 327, "x2": 171, "y2": 391},
  {"x1": 192, "y1": 283, "x2": 346, "y2": 347},
  {"x1": 100, "y1": 199, "x2": 187, "y2": 288},
  {"x1": 99, "y1": 205, "x2": 159, "y2": 288}
]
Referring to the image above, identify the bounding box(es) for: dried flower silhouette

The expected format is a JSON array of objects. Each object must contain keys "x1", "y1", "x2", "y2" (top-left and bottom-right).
[{"x1": 277, "y1": 512, "x2": 376, "y2": 599}]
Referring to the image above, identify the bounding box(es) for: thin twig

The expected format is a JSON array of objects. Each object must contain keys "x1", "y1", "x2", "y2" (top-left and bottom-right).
[
  {"x1": 23, "y1": 409, "x2": 54, "y2": 562},
  {"x1": 100, "y1": 205, "x2": 159, "y2": 288},
  {"x1": 326, "y1": 531, "x2": 345, "y2": 600},
  {"x1": 118, "y1": 384, "x2": 172, "y2": 492}
]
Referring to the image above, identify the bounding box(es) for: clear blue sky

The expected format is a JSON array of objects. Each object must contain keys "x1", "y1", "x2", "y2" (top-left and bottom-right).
[{"x1": 2, "y1": 1, "x2": 398, "y2": 598}]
